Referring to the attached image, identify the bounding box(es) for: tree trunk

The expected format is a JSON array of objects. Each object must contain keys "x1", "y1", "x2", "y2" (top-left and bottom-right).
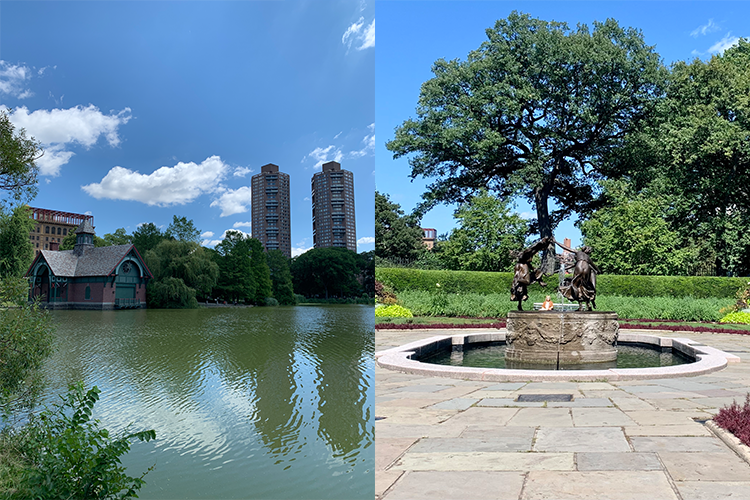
[{"x1": 534, "y1": 186, "x2": 556, "y2": 276}]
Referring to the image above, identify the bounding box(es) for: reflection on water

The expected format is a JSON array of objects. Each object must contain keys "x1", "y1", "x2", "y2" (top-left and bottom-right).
[{"x1": 42, "y1": 305, "x2": 374, "y2": 500}]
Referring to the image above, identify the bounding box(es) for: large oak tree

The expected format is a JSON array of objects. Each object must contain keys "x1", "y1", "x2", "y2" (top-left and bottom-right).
[{"x1": 387, "y1": 12, "x2": 666, "y2": 271}]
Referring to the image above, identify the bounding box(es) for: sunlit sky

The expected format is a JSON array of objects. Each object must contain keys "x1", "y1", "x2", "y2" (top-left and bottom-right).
[
  {"x1": 0, "y1": 1, "x2": 374, "y2": 256},
  {"x1": 377, "y1": 1, "x2": 750, "y2": 248}
]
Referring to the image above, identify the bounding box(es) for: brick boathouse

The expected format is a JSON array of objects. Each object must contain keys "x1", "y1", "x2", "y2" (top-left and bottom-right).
[{"x1": 26, "y1": 219, "x2": 152, "y2": 309}]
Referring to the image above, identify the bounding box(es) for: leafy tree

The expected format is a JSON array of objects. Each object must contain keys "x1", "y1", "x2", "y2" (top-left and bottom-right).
[
  {"x1": 11, "y1": 383, "x2": 154, "y2": 500},
  {"x1": 436, "y1": 191, "x2": 527, "y2": 272},
  {"x1": 248, "y1": 238, "x2": 272, "y2": 304},
  {"x1": 0, "y1": 277, "x2": 54, "y2": 420},
  {"x1": 356, "y1": 250, "x2": 375, "y2": 296},
  {"x1": 291, "y1": 248, "x2": 361, "y2": 299},
  {"x1": 212, "y1": 231, "x2": 255, "y2": 303},
  {"x1": 656, "y1": 40, "x2": 750, "y2": 276},
  {"x1": 386, "y1": 12, "x2": 666, "y2": 271},
  {"x1": 145, "y1": 240, "x2": 218, "y2": 308},
  {"x1": 131, "y1": 223, "x2": 166, "y2": 255},
  {"x1": 579, "y1": 181, "x2": 694, "y2": 275},
  {"x1": 165, "y1": 215, "x2": 200, "y2": 243},
  {"x1": 266, "y1": 250, "x2": 295, "y2": 305},
  {"x1": 101, "y1": 228, "x2": 132, "y2": 246},
  {"x1": 0, "y1": 109, "x2": 42, "y2": 205},
  {"x1": 0, "y1": 205, "x2": 35, "y2": 278},
  {"x1": 375, "y1": 191, "x2": 424, "y2": 262}
]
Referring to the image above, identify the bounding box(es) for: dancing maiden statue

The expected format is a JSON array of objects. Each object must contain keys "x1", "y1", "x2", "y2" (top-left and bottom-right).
[
  {"x1": 554, "y1": 238, "x2": 600, "y2": 311},
  {"x1": 510, "y1": 237, "x2": 551, "y2": 311}
]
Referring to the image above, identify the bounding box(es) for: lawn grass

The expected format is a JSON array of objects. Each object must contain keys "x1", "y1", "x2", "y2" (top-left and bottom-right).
[{"x1": 392, "y1": 290, "x2": 734, "y2": 322}]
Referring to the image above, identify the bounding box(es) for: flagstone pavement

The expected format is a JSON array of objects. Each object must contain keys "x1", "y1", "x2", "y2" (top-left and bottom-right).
[{"x1": 376, "y1": 328, "x2": 750, "y2": 500}]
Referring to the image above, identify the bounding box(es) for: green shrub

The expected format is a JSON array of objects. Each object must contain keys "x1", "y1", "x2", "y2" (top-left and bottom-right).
[
  {"x1": 376, "y1": 267, "x2": 747, "y2": 299},
  {"x1": 264, "y1": 297, "x2": 279, "y2": 307},
  {"x1": 374, "y1": 304, "x2": 414, "y2": 318},
  {"x1": 10, "y1": 383, "x2": 155, "y2": 500},
  {"x1": 720, "y1": 312, "x2": 750, "y2": 325}
]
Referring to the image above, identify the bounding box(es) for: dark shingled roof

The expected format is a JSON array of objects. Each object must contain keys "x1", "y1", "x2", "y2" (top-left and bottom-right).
[
  {"x1": 75, "y1": 218, "x2": 95, "y2": 234},
  {"x1": 39, "y1": 244, "x2": 135, "y2": 277}
]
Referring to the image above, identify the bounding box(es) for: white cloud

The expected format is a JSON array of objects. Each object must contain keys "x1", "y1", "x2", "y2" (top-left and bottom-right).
[
  {"x1": 333, "y1": 131, "x2": 343, "y2": 139},
  {"x1": 708, "y1": 33, "x2": 740, "y2": 54},
  {"x1": 303, "y1": 145, "x2": 343, "y2": 170},
  {"x1": 517, "y1": 211, "x2": 535, "y2": 220},
  {"x1": 303, "y1": 197, "x2": 310, "y2": 201},
  {"x1": 691, "y1": 19, "x2": 721, "y2": 37},
  {"x1": 200, "y1": 231, "x2": 214, "y2": 238},
  {"x1": 5, "y1": 105, "x2": 132, "y2": 176},
  {"x1": 292, "y1": 246, "x2": 313, "y2": 258},
  {"x1": 233, "y1": 166, "x2": 252, "y2": 177},
  {"x1": 82, "y1": 155, "x2": 229, "y2": 206},
  {"x1": 203, "y1": 228, "x2": 252, "y2": 247},
  {"x1": 342, "y1": 17, "x2": 375, "y2": 52},
  {"x1": 0, "y1": 61, "x2": 33, "y2": 99},
  {"x1": 210, "y1": 186, "x2": 252, "y2": 217},
  {"x1": 232, "y1": 221, "x2": 252, "y2": 228},
  {"x1": 349, "y1": 123, "x2": 375, "y2": 158},
  {"x1": 357, "y1": 236, "x2": 375, "y2": 245}
]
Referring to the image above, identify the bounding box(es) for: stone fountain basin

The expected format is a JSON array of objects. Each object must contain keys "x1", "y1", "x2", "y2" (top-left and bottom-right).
[{"x1": 375, "y1": 331, "x2": 740, "y2": 382}]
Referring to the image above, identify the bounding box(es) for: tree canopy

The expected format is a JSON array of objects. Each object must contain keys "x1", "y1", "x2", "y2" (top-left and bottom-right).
[
  {"x1": 291, "y1": 248, "x2": 361, "y2": 299},
  {"x1": 387, "y1": 11, "x2": 666, "y2": 271},
  {"x1": 0, "y1": 205, "x2": 35, "y2": 278},
  {"x1": 375, "y1": 191, "x2": 424, "y2": 263},
  {"x1": 437, "y1": 191, "x2": 527, "y2": 272},
  {"x1": 165, "y1": 215, "x2": 201, "y2": 243},
  {"x1": 0, "y1": 109, "x2": 43, "y2": 205}
]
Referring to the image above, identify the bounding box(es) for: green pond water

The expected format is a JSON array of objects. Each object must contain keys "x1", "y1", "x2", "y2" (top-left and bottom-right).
[{"x1": 42, "y1": 305, "x2": 374, "y2": 499}]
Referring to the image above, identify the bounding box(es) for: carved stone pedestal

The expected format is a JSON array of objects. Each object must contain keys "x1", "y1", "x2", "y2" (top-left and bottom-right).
[{"x1": 505, "y1": 311, "x2": 619, "y2": 365}]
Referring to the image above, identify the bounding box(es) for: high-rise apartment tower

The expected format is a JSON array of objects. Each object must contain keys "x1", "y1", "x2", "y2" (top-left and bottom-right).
[
  {"x1": 311, "y1": 161, "x2": 356, "y2": 251},
  {"x1": 251, "y1": 163, "x2": 291, "y2": 258}
]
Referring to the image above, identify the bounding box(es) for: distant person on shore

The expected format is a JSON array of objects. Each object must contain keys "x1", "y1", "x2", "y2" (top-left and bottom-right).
[{"x1": 541, "y1": 295, "x2": 554, "y2": 310}]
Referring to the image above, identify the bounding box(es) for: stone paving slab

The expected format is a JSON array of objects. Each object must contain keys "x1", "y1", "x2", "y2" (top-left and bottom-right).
[
  {"x1": 377, "y1": 398, "x2": 445, "y2": 408},
  {"x1": 648, "y1": 398, "x2": 711, "y2": 410},
  {"x1": 622, "y1": 424, "x2": 712, "y2": 437},
  {"x1": 394, "y1": 384, "x2": 452, "y2": 393},
  {"x1": 393, "y1": 451, "x2": 575, "y2": 471},
  {"x1": 659, "y1": 451, "x2": 750, "y2": 481},
  {"x1": 375, "y1": 407, "x2": 459, "y2": 425},
  {"x1": 631, "y1": 435, "x2": 728, "y2": 452},
  {"x1": 469, "y1": 390, "x2": 518, "y2": 399},
  {"x1": 576, "y1": 452, "x2": 662, "y2": 471},
  {"x1": 521, "y1": 471, "x2": 678, "y2": 500},
  {"x1": 460, "y1": 425, "x2": 536, "y2": 440},
  {"x1": 376, "y1": 470, "x2": 403, "y2": 500},
  {"x1": 506, "y1": 408, "x2": 573, "y2": 427},
  {"x1": 376, "y1": 423, "x2": 466, "y2": 439},
  {"x1": 675, "y1": 481, "x2": 750, "y2": 500},
  {"x1": 572, "y1": 408, "x2": 637, "y2": 426},
  {"x1": 610, "y1": 396, "x2": 656, "y2": 411},
  {"x1": 477, "y1": 398, "x2": 544, "y2": 408},
  {"x1": 484, "y1": 382, "x2": 529, "y2": 391},
  {"x1": 622, "y1": 410, "x2": 700, "y2": 426},
  {"x1": 535, "y1": 427, "x2": 630, "y2": 452},
  {"x1": 429, "y1": 398, "x2": 479, "y2": 411},
  {"x1": 377, "y1": 438, "x2": 419, "y2": 470},
  {"x1": 384, "y1": 471, "x2": 526, "y2": 500},
  {"x1": 442, "y1": 407, "x2": 519, "y2": 427},
  {"x1": 547, "y1": 398, "x2": 613, "y2": 407},
  {"x1": 409, "y1": 436, "x2": 533, "y2": 453}
]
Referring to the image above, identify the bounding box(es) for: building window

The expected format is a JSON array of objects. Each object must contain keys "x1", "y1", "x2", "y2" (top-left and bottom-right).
[
  {"x1": 63, "y1": 228, "x2": 67, "y2": 236},
  {"x1": 45, "y1": 226, "x2": 50, "y2": 233},
  {"x1": 57, "y1": 227, "x2": 61, "y2": 235},
  {"x1": 85, "y1": 286, "x2": 91, "y2": 300}
]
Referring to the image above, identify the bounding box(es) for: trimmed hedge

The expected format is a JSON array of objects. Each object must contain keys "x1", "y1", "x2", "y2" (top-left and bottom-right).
[{"x1": 376, "y1": 267, "x2": 748, "y2": 299}]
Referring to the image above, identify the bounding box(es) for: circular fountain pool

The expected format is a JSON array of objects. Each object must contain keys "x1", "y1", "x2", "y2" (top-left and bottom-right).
[
  {"x1": 375, "y1": 331, "x2": 740, "y2": 382},
  {"x1": 421, "y1": 341, "x2": 692, "y2": 371}
]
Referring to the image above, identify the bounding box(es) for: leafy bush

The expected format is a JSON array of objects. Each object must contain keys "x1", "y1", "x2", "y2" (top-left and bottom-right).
[
  {"x1": 375, "y1": 280, "x2": 397, "y2": 305},
  {"x1": 715, "y1": 394, "x2": 750, "y2": 447},
  {"x1": 376, "y1": 267, "x2": 748, "y2": 298},
  {"x1": 147, "y1": 277, "x2": 199, "y2": 309},
  {"x1": 374, "y1": 304, "x2": 413, "y2": 318},
  {"x1": 9, "y1": 383, "x2": 155, "y2": 500},
  {"x1": 720, "y1": 312, "x2": 750, "y2": 325},
  {"x1": 264, "y1": 297, "x2": 279, "y2": 307}
]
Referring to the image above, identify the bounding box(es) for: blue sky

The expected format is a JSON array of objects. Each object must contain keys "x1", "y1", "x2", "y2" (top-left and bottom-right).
[
  {"x1": 376, "y1": 1, "x2": 750, "y2": 248},
  {"x1": 0, "y1": 1, "x2": 374, "y2": 256}
]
